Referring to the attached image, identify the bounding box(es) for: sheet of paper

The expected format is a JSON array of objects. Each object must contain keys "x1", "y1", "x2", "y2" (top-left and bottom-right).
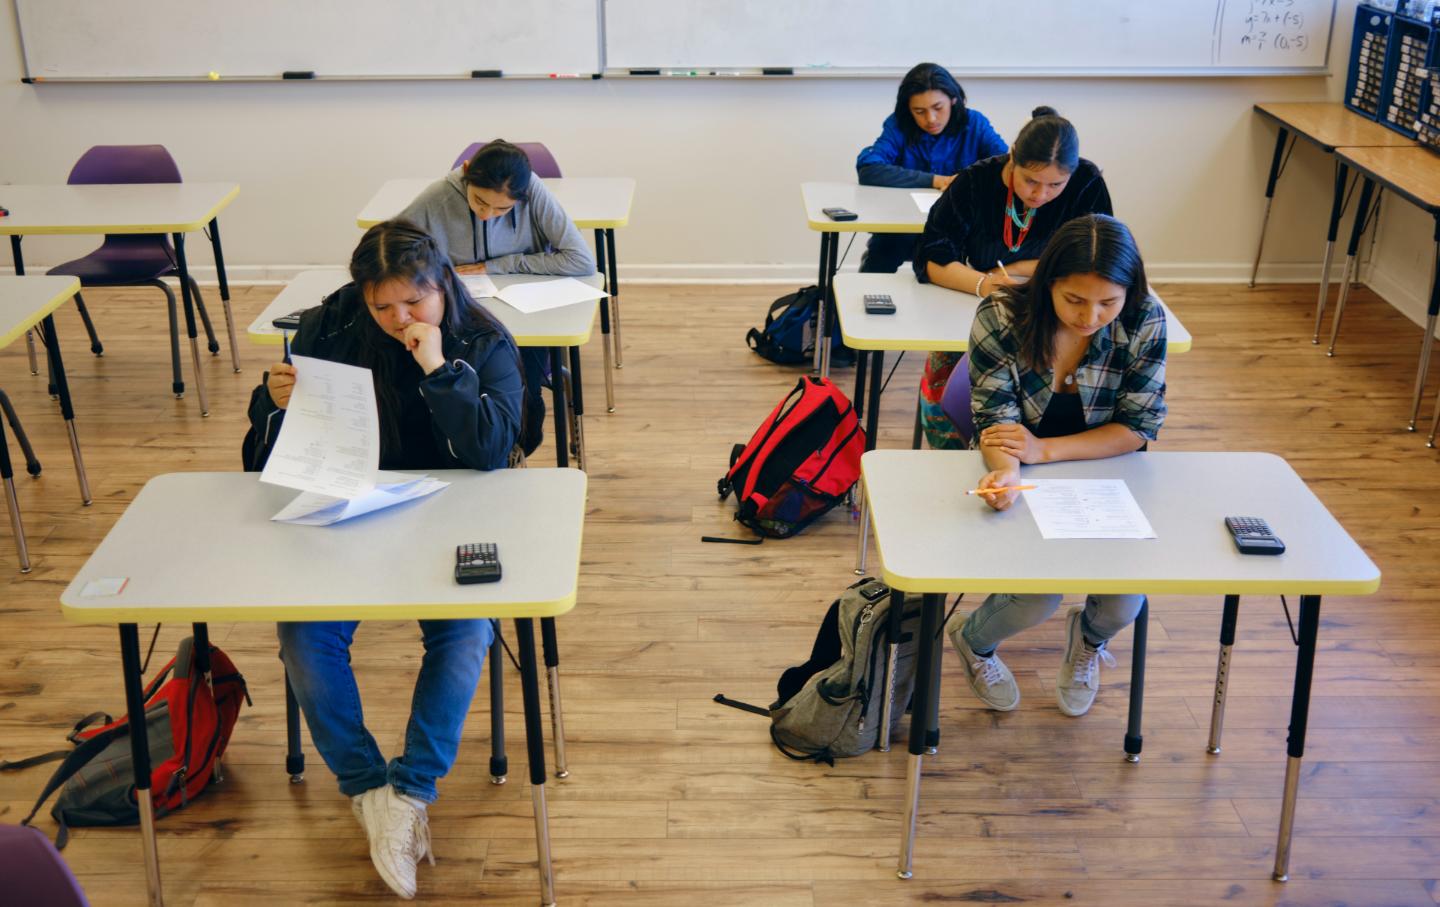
[
  {"x1": 259, "y1": 354, "x2": 379, "y2": 499},
  {"x1": 1022, "y1": 479, "x2": 1156, "y2": 540},
  {"x1": 494, "y1": 277, "x2": 608, "y2": 315},
  {"x1": 461, "y1": 274, "x2": 500, "y2": 298},
  {"x1": 912, "y1": 191, "x2": 940, "y2": 215},
  {"x1": 272, "y1": 472, "x2": 449, "y2": 526}
]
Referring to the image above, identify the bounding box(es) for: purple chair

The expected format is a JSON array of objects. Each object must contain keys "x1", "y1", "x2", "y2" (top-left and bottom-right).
[
  {"x1": 451, "y1": 141, "x2": 562, "y2": 177},
  {"x1": 47, "y1": 145, "x2": 231, "y2": 399},
  {"x1": 938, "y1": 354, "x2": 977, "y2": 446},
  {"x1": 0, "y1": 824, "x2": 90, "y2": 906}
]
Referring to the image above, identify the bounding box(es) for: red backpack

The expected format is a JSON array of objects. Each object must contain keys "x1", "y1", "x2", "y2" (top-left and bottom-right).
[
  {"x1": 717, "y1": 376, "x2": 866, "y2": 538},
  {"x1": 2, "y1": 636, "x2": 249, "y2": 847}
]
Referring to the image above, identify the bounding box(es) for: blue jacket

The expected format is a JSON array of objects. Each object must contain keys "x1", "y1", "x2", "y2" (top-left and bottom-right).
[{"x1": 856, "y1": 110, "x2": 1009, "y2": 189}]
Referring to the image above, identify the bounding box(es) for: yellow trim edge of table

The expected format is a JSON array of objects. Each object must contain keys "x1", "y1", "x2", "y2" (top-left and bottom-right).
[
  {"x1": 61, "y1": 594, "x2": 579, "y2": 625},
  {"x1": 0, "y1": 276, "x2": 80, "y2": 348}
]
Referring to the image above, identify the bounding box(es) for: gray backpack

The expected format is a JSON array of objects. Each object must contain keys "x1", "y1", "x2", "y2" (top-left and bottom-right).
[{"x1": 716, "y1": 578, "x2": 924, "y2": 764}]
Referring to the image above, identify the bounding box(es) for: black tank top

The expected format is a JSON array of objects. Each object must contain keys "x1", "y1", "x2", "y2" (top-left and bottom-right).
[{"x1": 1034, "y1": 390, "x2": 1086, "y2": 439}]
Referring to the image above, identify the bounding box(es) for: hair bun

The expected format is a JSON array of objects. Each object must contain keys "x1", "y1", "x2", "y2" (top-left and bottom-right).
[{"x1": 1031, "y1": 105, "x2": 1059, "y2": 119}]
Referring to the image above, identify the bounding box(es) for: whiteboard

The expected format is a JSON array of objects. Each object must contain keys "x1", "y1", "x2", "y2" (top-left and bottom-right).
[
  {"x1": 14, "y1": 0, "x2": 601, "y2": 80},
  {"x1": 603, "y1": 0, "x2": 1336, "y2": 76}
]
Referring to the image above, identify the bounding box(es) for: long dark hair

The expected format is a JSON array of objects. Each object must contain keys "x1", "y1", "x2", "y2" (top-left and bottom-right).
[
  {"x1": 894, "y1": 62, "x2": 969, "y2": 142},
  {"x1": 1000, "y1": 214, "x2": 1149, "y2": 372},
  {"x1": 1011, "y1": 105, "x2": 1080, "y2": 174},
  {"x1": 462, "y1": 139, "x2": 532, "y2": 201},
  {"x1": 349, "y1": 219, "x2": 518, "y2": 455}
]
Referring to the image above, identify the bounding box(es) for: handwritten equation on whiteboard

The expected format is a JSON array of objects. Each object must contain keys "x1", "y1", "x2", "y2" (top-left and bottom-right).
[{"x1": 1216, "y1": 0, "x2": 1330, "y2": 67}]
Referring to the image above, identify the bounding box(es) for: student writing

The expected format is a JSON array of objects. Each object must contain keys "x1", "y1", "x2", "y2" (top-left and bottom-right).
[
  {"x1": 913, "y1": 106, "x2": 1113, "y2": 448},
  {"x1": 855, "y1": 62, "x2": 1007, "y2": 273},
  {"x1": 950, "y1": 214, "x2": 1166, "y2": 718},
  {"x1": 243, "y1": 220, "x2": 524, "y2": 899}
]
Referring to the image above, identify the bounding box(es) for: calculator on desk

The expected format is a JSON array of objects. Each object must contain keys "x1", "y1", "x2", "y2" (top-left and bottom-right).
[{"x1": 455, "y1": 543, "x2": 502, "y2": 584}]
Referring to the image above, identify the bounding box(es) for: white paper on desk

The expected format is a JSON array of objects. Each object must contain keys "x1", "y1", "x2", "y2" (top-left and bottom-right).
[
  {"x1": 912, "y1": 191, "x2": 940, "y2": 215},
  {"x1": 495, "y1": 277, "x2": 608, "y2": 315},
  {"x1": 271, "y1": 472, "x2": 449, "y2": 526},
  {"x1": 461, "y1": 274, "x2": 500, "y2": 298},
  {"x1": 259, "y1": 355, "x2": 380, "y2": 499},
  {"x1": 1022, "y1": 479, "x2": 1156, "y2": 540}
]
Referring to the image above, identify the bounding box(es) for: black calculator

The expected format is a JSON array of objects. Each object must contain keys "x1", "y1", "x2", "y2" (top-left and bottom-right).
[
  {"x1": 1224, "y1": 517, "x2": 1285, "y2": 556},
  {"x1": 455, "y1": 543, "x2": 502, "y2": 584},
  {"x1": 864, "y1": 294, "x2": 896, "y2": 315}
]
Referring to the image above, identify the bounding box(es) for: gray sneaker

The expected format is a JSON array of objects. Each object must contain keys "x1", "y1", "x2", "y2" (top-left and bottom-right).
[
  {"x1": 356, "y1": 784, "x2": 435, "y2": 900},
  {"x1": 947, "y1": 612, "x2": 1020, "y2": 711},
  {"x1": 1057, "y1": 605, "x2": 1117, "y2": 717}
]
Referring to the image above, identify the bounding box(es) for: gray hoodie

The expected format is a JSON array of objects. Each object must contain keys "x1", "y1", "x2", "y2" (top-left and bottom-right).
[{"x1": 399, "y1": 169, "x2": 595, "y2": 276}]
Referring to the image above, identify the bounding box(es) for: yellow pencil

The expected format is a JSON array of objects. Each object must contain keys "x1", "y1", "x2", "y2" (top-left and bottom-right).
[
  {"x1": 966, "y1": 484, "x2": 1036, "y2": 495},
  {"x1": 995, "y1": 260, "x2": 1012, "y2": 280}
]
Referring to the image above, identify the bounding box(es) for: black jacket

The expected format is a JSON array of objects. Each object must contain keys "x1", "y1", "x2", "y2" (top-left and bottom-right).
[{"x1": 244, "y1": 283, "x2": 524, "y2": 472}]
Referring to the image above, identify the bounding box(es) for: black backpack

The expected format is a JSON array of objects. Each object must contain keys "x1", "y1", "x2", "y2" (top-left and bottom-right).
[{"x1": 746, "y1": 286, "x2": 848, "y2": 366}]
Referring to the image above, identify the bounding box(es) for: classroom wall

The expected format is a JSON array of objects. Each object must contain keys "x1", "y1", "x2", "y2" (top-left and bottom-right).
[{"x1": 2, "y1": 1, "x2": 1431, "y2": 331}]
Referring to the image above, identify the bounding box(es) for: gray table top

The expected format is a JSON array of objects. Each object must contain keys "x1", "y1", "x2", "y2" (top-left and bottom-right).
[
  {"x1": 0, "y1": 183, "x2": 240, "y2": 234},
  {"x1": 801, "y1": 182, "x2": 935, "y2": 233},
  {"x1": 0, "y1": 275, "x2": 80, "y2": 348}
]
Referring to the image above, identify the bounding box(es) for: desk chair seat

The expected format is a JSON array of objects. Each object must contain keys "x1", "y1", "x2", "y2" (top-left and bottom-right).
[
  {"x1": 938, "y1": 355, "x2": 977, "y2": 446},
  {"x1": 452, "y1": 141, "x2": 562, "y2": 177},
  {"x1": 0, "y1": 823, "x2": 90, "y2": 906},
  {"x1": 43, "y1": 145, "x2": 235, "y2": 399}
]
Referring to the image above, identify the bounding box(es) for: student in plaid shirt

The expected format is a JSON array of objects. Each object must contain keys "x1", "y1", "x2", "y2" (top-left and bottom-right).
[{"x1": 947, "y1": 214, "x2": 1165, "y2": 718}]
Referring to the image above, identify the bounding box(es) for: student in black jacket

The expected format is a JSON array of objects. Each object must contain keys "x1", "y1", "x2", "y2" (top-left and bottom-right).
[{"x1": 244, "y1": 219, "x2": 523, "y2": 900}]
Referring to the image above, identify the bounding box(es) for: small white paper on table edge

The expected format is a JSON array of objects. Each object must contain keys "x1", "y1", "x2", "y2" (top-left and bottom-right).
[
  {"x1": 81, "y1": 577, "x2": 129, "y2": 597},
  {"x1": 912, "y1": 191, "x2": 940, "y2": 214},
  {"x1": 494, "y1": 277, "x2": 608, "y2": 315}
]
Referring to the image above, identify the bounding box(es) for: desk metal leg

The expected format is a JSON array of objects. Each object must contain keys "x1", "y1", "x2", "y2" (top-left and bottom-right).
[
  {"x1": 815, "y1": 233, "x2": 839, "y2": 378},
  {"x1": 9, "y1": 238, "x2": 39, "y2": 376},
  {"x1": 592, "y1": 230, "x2": 616, "y2": 412},
  {"x1": 541, "y1": 617, "x2": 569, "y2": 779},
  {"x1": 877, "y1": 588, "x2": 905, "y2": 752},
  {"x1": 1123, "y1": 598, "x2": 1149, "y2": 763},
  {"x1": 898, "y1": 592, "x2": 944, "y2": 880},
  {"x1": 549, "y1": 347, "x2": 569, "y2": 469},
  {"x1": 1414, "y1": 221, "x2": 1440, "y2": 433},
  {"x1": 284, "y1": 670, "x2": 305, "y2": 783},
  {"x1": 0, "y1": 409, "x2": 31, "y2": 572},
  {"x1": 1250, "y1": 129, "x2": 1292, "y2": 288},
  {"x1": 488, "y1": 623, "x2": 508, "y2": 784},
  {"x1": 1273, "y1": 595, "x2": 1322, "y2": 882},
  {"x1": 1207, "y1": 594, "x2": 1241, "y2": 754},
  {"x1": 911, "y1": 389, "x2": 923, "y2": 450},
  {"x1": 1313, "y1": 162, "x2": 1350, "y2": 343},
  {"x1": 1327, "y1": 179, "x2": 1376, "y2": 358},
  {"x1": 39, "y1": 313, "x2": 91, "y2": 505},
  {"x1": 567, "y1": 345, "x2": 587, "y2": 472},
  {"x1": 207, "y1": 217, "x2": 241, "y2": 373},
  {"x1": 514, "y1": 618, "x2": 557, "y2": 906},
  {"x1": 854, "y1": 350, "x2": 884, "y2": 575},
  {"x1": 120, "y1": 623, "x2": 165, "y2": 907},
  {"x1": 606, "y1": 228, "x2": 623, "y2": 370},
  {"x1": 173, "y1": 234, "x2": 209, "y2": 417}
]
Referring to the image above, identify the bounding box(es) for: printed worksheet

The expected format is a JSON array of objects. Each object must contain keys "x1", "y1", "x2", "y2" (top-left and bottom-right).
[
  {"x1": 461, "y1": 274, "x2": 500, "y2": 298},
  {"x1": 495, "y1": 277, "x2": 608, "y2": 315},
  {"x1": 912, "y1": 191, "x2": 940, "y2": 214},
  {"x1": 1022, "y1": 479, "x2": 1156, "y2": 540},
  {"x1": 271, "y1": 472, "x2": 448, "y2": 526},
  {"x1": 259, "y1": 355, "x2": 379, "y2": 499}
]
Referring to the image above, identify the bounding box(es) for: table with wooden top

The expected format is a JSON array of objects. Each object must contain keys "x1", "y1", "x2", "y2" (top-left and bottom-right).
[{"x1": 1251, "y1": 103, "x2": 1414, "y2": 345}]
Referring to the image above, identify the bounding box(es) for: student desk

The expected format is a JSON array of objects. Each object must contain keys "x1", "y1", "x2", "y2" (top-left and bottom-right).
[
  {"x1": 1324, "y1": 145, "x2": 1440, "y2": 435},
  {"x1": 1251, "y1": 103, "x2": 1414, "y2": 347},
  {"x1": 860, "y1": 449, "x2": 1379, "y2": 885},
  {"x1": 0, "y1": 182, "x2": 241, "y2": 417},
  {"x1": 60, "y1": 468, "x2": 586, "y2": 907},
  {"x1": 356, "y1": 177, "x2": 635, "y2": 413},
  {"x1": 0, "y1": 276, "x2": 89, "y2": 569},
  {"x1": 248, "y1": 269, "x2": 603, "y2": 471},
  {"x1": 801, "y1": 182, "x2": 935, "y2": 378},
  {"x1": 835, "y1": 273, "x2": 1193, "y2": 573}
]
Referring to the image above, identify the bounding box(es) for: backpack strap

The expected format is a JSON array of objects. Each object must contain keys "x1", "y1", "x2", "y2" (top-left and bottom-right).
[
  {"x1": 17, "y1": 724, "x2": 129, "y2": 828},
  {"x1": 66, "y1": 711, "x2": 115, "y2": 744},
  {"x1": 768, "y1": 726, "x2": 836, "y2": 767},
  {"x1": 0, "y1": 750, "x2": 69, "y2": 771},
  {"x1": 711, "y1": 693, "x2": 770, "y2": 716}
]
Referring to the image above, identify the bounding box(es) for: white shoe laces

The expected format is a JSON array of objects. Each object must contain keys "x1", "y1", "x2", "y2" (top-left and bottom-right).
[
  {"x1": 409, "y1": 809, "x2": 435, "y2": 867},
  {"x1": 1071, "y1": 643, "x2": 1117, "y2": 685},
  {"x1": 971, "y1": 655, "x2": 1006, "y2": 688}
]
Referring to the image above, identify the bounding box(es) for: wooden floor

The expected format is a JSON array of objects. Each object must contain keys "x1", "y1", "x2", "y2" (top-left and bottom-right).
[{"x1": 1, "y1": 279, "x2": 1439, "y2": 907}]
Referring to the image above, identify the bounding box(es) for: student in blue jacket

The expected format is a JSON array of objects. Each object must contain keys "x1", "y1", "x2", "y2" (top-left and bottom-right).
[
  {"x1": 244, "y1": 219, "x2": 523, "y2": 900},
  {"x1": 855, "y1": 62, "x2": 1008, "y2": 273}
]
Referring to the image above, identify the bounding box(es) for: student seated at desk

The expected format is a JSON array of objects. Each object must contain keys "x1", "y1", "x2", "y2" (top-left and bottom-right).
[
  {"x1": 855, "y1": 62, "x2": 1008, "y2": 273},
  {"x1": 950, "y1": 214, "x2": 1165, "y2": 718},
  {"x1": 400, "y1": 139, "x2": 594, "y2": 455},
  {"x1": 914, "y1": 106, "x2": 1113, "y2": 448},
  {"x1": 244, "y1": 220, "x2": 523, "y2": 900}
]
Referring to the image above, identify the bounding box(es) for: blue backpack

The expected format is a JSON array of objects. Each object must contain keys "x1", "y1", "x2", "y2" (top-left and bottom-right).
[{"x1": 746, "y1": 286, "x2": 847, "y2": 366}]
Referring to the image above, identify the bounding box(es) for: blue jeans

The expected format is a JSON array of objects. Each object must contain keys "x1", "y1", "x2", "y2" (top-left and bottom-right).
[
  {"x1": 962, "y1": 593, "x2": 1145, "y2": 655},
  {"x1": 277, "y1": 618, "x2": 493, "y2": 803}
]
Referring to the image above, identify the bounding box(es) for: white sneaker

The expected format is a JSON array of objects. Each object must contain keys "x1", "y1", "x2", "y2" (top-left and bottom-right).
[
  {"x1": 1057, "y1": 605, "x2": 1117, "y2": 717},
  {"x1": 356, "y1": 784, "x2": 435, "y2": 899},
  {"x1": 947, "y1": 612, "x2": 1020, "y2": 711}
]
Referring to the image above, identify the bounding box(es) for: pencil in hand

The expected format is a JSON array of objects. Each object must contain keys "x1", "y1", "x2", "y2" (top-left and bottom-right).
[{"x1": 967, "y1": 484, "x2": 1036, "y2": 496}]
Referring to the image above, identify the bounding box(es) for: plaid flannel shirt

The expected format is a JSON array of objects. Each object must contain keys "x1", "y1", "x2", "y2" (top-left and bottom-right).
[{"x1": 967, "y1": 293, "x2": 1167, "y2": 442}]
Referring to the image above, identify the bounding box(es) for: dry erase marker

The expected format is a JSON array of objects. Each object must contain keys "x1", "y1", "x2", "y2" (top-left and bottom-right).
[
  {"x1": 548, "y1": 72, "x2": 582, "y2": 78},
  {"x1": 966, "y1": 484, "x2": 1036, "y2": 496}
]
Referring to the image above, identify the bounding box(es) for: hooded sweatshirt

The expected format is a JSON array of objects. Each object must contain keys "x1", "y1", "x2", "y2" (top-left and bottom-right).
[{"x1": 399, "y1": 169, "x2": 595, "y2": 276}]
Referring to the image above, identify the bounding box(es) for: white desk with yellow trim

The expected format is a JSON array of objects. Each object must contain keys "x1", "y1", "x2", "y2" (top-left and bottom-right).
[
  {"x1": 860, "y1": 449, "x2": 1380, "y2": 886},
  {"x1": 837, "y1": 272, "x2": 1193, "y2": 573},
  {"x1": 60, "y1": 468, "x2": 586, "y2": 907},
  {"x1": 0, "y1": 183, "x2": 242, "y2": 417},
  {"x1": 356, "y1": 176, "x2": 635, "y2": 414},
  {"x1": 248, "y1": 268, "x2": 602, "y2": 472},
  {"x1": 0, "y1": 276, "x2": 89, "y2": 571},
  {"x1": 800, "y1": 182, "x2": 937, "y2": 378}
]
